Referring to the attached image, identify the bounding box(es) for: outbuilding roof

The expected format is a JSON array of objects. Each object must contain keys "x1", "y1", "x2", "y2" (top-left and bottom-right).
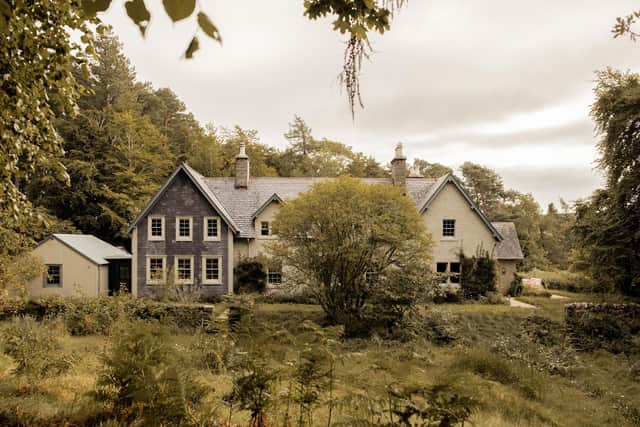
[
  {"x1": 44, "y1": 234, "x2": 131, "y2": 265},
  {"x1": 492, "y1": 222, "x2": 525, "y2": 260}
]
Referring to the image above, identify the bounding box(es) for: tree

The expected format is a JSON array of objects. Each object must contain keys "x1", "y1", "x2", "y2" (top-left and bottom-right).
[
  {"x1": 0, "y1": 0, "x2": 96, "y2": 255},
  {"x1": 411, "y1": 159, "x2": 452, "y2": 179},
  {"x1": 540, "y1": 202, "x2": 574, "y2": 269},
  {"x1": 28, "y1": 32, "x2": 175, "y2": 243},
  {"x1": 276, "y1": 115, "x2": 387, "y2": 178},
  {"x1": 270, "y1": 177, "x2": 432, "y2": 336},
  {"x1": 571, "y1": 69, "x2": 640, "y2": 295},
  {"x1": 459, "y1": 162, "x2": 506, "y2": 218}
]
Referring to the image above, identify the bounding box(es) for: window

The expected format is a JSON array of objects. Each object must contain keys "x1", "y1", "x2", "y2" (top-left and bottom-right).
[
  {"x1": 176, "y1": 216, "x2": 192, "y2": 241},
  {"x1": 202, "y1": 256, "x2": 222, "y2": 284},
  {"x1": 442, "y1": 219, "x2": 456, "y2": 237},
  {"x1": 449, "y1": 262, "x2": 461, "y2": 284},
  {"x1": 148, "y1": 216, "x2": 165, "y2": 241},
  {"x1": 175, "y1": 256, "x2": 193, "y2": 284},
  {"x1": 260, "y1": 221, "x2": 270, "y2": 237},
  {"x1": 204, "y1": 216, "x2": 220, "y2": 241},
  {"x1": 146, "y1": 256, "x2": 166, "y2": 284},
  {"x1": 43, "y1": 265, "x2": 62, "y2": 287},
  {"x1": 436, "y1": 262, "x2": 461, "y2": 284},
  {"x1": 267, "y1": 270, "x2": 282, "y2": 286}
]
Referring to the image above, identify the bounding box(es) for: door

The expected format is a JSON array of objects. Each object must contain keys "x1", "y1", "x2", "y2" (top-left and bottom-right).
[{"x1": 108, "y1": 259, "x2": 132, "y2": 295}]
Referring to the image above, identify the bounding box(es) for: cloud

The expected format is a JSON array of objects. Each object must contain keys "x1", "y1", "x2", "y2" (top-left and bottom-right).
[{"x1": 100, "y1": 0, "x2": 639, "y2": 206}]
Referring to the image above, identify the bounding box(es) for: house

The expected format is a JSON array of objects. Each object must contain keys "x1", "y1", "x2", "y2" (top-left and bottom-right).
[
  {"x1": 28, "y1": 234, "x2": 132, "y2": 297},
  {"x1": 128, "y1": 144, "x2": 523, "y2": 298}
]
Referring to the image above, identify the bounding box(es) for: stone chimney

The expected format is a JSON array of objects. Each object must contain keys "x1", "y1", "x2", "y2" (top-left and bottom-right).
[
  {"x1": 391, "y1": 142, "x2": 407, "y2": 187},
  {"x1": 235, "y1": 143, "x2": 250, "y2": 188}
]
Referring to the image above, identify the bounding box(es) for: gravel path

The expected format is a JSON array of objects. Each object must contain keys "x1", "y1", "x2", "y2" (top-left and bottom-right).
[{"x1": 509, "y1": 298, "x2": 537, "y2": 308}]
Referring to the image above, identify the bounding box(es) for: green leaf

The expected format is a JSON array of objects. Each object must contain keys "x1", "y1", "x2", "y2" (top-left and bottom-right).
[
  {"x1": 197, "y1": 12, "x2": 222, "y2": 43},
  {"x1": 125, "y1": 0, "x2": 151, "y2": 36},
  {"x1": 81, "y1": 0, "x2": 112, "y2": 17},
  {"x1": 185, "y1": 36, "x2": 199, "y2": 59},
  {"x1": 351, "y1": 24, "x2": 368, "y2": 40},
  {"x1": 162, "y1": 0, "x2": 196, "y2": 22}
]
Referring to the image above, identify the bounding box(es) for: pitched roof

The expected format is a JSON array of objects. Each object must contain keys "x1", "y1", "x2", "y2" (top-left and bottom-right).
[
  {"x1": 203, "y1": 176, "x2": 439, "y2": 238},
  {"x1": 492, "y1": 222, "x2": 524, "y2": 260},
  {"x1": 128, "y1": 164, "x2": 239, "y2": 233},
  {"x1": 45, "y1": 234, "x2": 131, "y2": 265},
  {"x1": 419, "y1": 173, "x2": 503, "y2": 240}
]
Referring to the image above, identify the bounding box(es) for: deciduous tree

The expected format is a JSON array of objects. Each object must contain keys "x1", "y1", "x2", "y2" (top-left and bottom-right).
[{"x1": 270, "y1": 177, "x2": 433, "y2": 336}]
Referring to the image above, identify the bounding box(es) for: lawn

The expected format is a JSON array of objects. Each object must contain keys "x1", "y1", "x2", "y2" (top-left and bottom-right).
[{"x1": 0, "y1": 293, "x2": 638, "y2": 426}]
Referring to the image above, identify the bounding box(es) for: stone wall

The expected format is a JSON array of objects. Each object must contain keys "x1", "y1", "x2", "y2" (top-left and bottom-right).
[{"x1": 565, "y1": 302, "x2": 640, "y2": 353}]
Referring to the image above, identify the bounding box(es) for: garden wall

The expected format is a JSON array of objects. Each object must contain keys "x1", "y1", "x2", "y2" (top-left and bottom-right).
[{"x1": 565, "y1": 302, "x2": 640, "y2": 353}]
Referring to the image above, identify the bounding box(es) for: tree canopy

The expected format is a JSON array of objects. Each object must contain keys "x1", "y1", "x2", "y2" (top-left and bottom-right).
[
  {"x1": 572, "y1": 69, "x2": 640, "y2": 295},
  {"x1": 270, "y1": 176, "x2": 433, "y2": 336}
]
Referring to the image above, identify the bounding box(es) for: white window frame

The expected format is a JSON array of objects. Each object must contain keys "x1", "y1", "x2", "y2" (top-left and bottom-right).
[
  {"x1": 266, "y1": 269, "x2": 282, "y2": 286},
  {"x1": 174, "y1": 256, "x2": 194, "y2": 284},
  {"x1": 176, "y1": 216, "x2": 193, "y2": 241},
  {"x1": 148, "y1": 215, "x2": 165, "y2": 241},
  {"x1": 203, "y1": 216, "x2": 221, "y2": 241},
  {"x1": 146, "y1": 255, "x2": 167, "y2": 284},
  {"x1": 201, "y1": 255, "x2": 223, "y2": 285},
  {"x1": 442, "y1": 219, "x2": 456, "y2": 238},
  {"x1": 260, "y1": 221, "x2": 270, "y2": 237}
]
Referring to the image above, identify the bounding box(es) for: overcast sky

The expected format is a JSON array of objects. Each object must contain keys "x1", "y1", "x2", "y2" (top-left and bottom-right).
[{"x1": 102, "y1": 0, "x2": 640, "y2": 209}]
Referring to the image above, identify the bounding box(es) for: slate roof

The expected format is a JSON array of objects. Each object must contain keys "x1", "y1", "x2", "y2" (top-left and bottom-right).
[
  {"x1": 202, "y1": 176, "x2": 439, "y2": 238},
  {"x1": 492, "y1": 222, "x2": 524, "y2": 260},
  {"x1": 46, "y1": 234, "x2": 131, "y2": 265}
]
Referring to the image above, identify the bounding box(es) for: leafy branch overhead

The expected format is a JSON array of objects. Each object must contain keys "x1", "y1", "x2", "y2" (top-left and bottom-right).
[
  {"x1": 613, "y1": 10, "x2": 640, "y2": 41},
  {"x1": 77, "y1": 0, "x2": 406, "y2": 115}
]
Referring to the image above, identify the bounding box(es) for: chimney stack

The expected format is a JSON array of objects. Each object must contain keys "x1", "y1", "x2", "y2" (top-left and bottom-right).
[
  {"x1": 391, "y1": 142, "x2": 407, "y2": 187},
  {"x1": 235, "y1": 143, "x2": 250, "y2": 188}
]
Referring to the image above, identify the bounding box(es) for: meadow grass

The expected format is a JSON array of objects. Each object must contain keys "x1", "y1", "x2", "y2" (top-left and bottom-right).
[{"x1": 0, "y1": 293, "x2": 637, "y2": 426}]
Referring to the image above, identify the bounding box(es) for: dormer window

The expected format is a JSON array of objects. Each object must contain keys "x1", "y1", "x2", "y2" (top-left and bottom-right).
[
  {"x1": 148, "y1": 215, "x2": 165, "y2": 241},
  {"x1": 204, "y1": 216, "x2": 221, "y2": 241},
  {"x1": 442, "y1": 219, "x2": 456, "y2": 237},
  {"x1": 176, "y1": 216, "x2": 193, "y2": 241},
  {"x1": 260, "y1": 221, "x2": 270, "y2": 236}
]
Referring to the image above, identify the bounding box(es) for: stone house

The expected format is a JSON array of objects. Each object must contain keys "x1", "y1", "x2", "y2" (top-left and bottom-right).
[{"x1": 128, "y1": 144, "x2": 523, "y2": 297}]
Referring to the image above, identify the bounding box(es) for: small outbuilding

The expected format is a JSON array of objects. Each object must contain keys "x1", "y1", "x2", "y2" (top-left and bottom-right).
[{"x1": 28, "y1": 234, "x2": 132, "y2": 297}]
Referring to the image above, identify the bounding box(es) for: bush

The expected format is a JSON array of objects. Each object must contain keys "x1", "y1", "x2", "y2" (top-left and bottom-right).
[
  {"x1": 234, "y1": 258, "x2": 267, "y2": 294},
  {"x1": 95, "y1": 320, "x2": 210, "y2": 425},
  {"x1": 508, "y1": 273, "x2": 523, "y2": 296},
  {"x1": 1, "y1": 316, "x2": 73, "y2": 378},
  {"x1": 528, "y1": 269, "x2": 599, "y2": 293},
  {"x1": 451, "y1": 348, "x2": 545, "y2": 400},
  {"x1": 460, "y1": 249, "x2": 497, "y2": 299},
  {"x1": 421, "y1": 310, "x2": 459, "y2": 345}
]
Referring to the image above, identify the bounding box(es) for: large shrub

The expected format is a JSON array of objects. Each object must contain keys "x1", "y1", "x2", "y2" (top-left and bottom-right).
[
  {"x1": 234, "y1": 258, "x2": 267, "y2": 294},
  {"x1": 528, "y1": 269, "x2": 599, "y2": 293},
  {"x1": 459, "y1": 249, "x2": 497, "y2": 299},
  {"x1": 270, "y1": 176, "x2": 433, "y2": 337},
  {"x1": 95, "y1": 320, "x2": 210, "y2": 425},
  {"x1": 1, "y1": 316, "x2": 73, "y2": 378}
]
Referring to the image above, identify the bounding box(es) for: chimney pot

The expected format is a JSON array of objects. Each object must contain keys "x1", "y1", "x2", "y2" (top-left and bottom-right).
[
  {"x1": 391, "y1": 142, "x2": 407, "y2": 187},
  {"x1": 235, "y1": 143, "x2": 250, "y2": 188}
]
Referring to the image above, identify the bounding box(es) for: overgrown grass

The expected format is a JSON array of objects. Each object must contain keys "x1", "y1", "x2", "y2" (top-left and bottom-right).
[{"x1": 0, "y1": 292, "x2": 637, "y2": 426}]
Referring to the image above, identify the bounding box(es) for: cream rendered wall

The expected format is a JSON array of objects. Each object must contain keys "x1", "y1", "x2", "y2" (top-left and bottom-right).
[
  {"x1": 422, "y1": 182, "x2": 498, "y2": 266},
  {"x1": 27, "y1": 239, "x2": 101, "y2": 297},
  {"x1": 233, "y1": 202, "x2": 280, "y2": 263}
]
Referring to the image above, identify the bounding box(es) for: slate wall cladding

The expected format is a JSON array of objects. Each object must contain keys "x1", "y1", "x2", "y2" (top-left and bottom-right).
[{"x1": 136, "y1": 171, "x2": 229, "y2": 298}]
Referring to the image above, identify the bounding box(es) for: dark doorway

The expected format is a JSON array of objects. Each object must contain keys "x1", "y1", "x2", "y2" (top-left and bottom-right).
[{"x1": 108, "y1": 259, "x2": 132, "y2": 295}]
